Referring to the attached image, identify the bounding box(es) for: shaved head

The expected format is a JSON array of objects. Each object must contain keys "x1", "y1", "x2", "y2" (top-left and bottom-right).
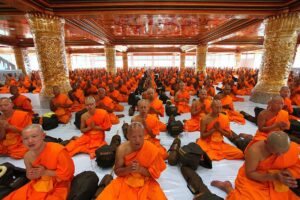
[
  {"x1": 267, "y1": 131, "x2": 290, "y2": 154},
  {"x1": 279, "y1": 86, "x2": 290, "y2": 98},
  {"x1": 85, "y1": 96, "x2": 96, "y2": 104},
  {"x1": 211, "y1": 100, "x2": 222, "y2": 115},
  {"x1": 127, "y1": 122, "x2": 144, "y2": 151}
]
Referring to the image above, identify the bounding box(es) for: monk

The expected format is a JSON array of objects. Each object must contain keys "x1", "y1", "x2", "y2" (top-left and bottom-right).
[
  {"x1": 280, "y1": 86, "x2": 300, "y2": 120},
  {"x1": 196, "y1": 100, "x2": 244, "y2": 161},
  {"x1": 50, "y1": 86, "x2": 73, "y2": 124},
  {"x1": 132, "y1": 99, "x2": 168, "y2": 160},
  {"x1": 65, "y1": 96, "x2": 112, "y2": 159},
  {"x1": 218, "y1": 85, "x2": 245, "y2": 124},
  {"x1": 69, "y1": 84, "x2": 85, "y2": 112},
  {"x1": 0, "y1": 97, "x2": 31, "y2": 159},
  {"x1": 96, "y1": 122, "x2": 167, "y2": 200},
  {"x1": 174, "y1": 82, "x2": 190, "y2": 114},
  {"x1": 4, "y1": 124, "x2": 75, "y2": 200},
  {"x1": 184, "y1": 89, "x2": 212, "y2": 132},
  {"x1": 211, "y1": 131, "x2": 300, "y2": 200},
  {"x1": 147, "y1": 88, "x2": 166, "y2": 132},
  {"x1": 10, "y1": 85, "x2": 34, "y2": 116},
  {"x1": 108, "y1": 84, "x2": 128, "y2": 103}
]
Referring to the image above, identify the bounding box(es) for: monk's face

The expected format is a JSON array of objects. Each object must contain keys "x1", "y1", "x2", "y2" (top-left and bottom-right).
[
  {"x1": 22, "y1": 128, "x2": 45, "y2": 151},
  {"x1": 269, "y1": 99, "x2": 284, "y2": 112},
  {"x1": 179, "y1": 83, "x2": 185, "y2": 90},
  {"x1": 280, "y1": 88, "x2": 290, "y2": 98},
  {"x1": 211, "y1": 101, "x2": 222, "y2": 115},
  {"x1": 128, "y1": 127, "x2": 144, "y2": 151},
  {"x1": 147, "y1": 90, "x2": 154, "y2": 101},
  {"x1": 85, "y1": 100, "x2": 96, "y2": 112},
  {"x1": 138, "y1": 101, "x2": 149, "y2": 116},
  {"x1": 0, "y1": 99, "x2": 13, "y2": 112},
  {"x1": 98, "y1": 89, "x2": 105, "y2": 99},
  {"x1": 198, "y1": 90, "x2": 207, "y2": 100},
  {"x1": 224, "y1": 86, "x2": 231, "y2": 95},
  {"x1": 9, "y1": 86, "x2": 18, "y2": 95}
]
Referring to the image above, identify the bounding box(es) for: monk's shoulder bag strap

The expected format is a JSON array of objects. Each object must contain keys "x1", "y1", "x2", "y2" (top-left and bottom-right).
[
  {"x1": 167, "y1": 117, "x2": 183, "y2": 137},
  {"x1": 74, "y1": 108, "x2": 88, "y2": 129},
  {"x1": 68, "y1": 171, "x2": 99, "y2": 200},
  {"x1": 42, "y1": 112, "x2": 59, "y2": 131}
]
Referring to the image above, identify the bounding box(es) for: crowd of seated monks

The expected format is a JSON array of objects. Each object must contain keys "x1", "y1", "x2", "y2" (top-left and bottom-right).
[{"x1": 0, "y1": 67, "x2": 300, "y2": 200}]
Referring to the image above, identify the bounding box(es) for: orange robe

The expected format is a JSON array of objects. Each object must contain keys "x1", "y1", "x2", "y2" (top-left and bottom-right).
[
  {"x1": 184, "y1": 98, "x2": 212, "y2": 132},
  {"x1": 51, "y1": 94, "x2": 73, "y2": 124},
  {"x1": 227, "y1": 142, "x2": 300, "y2": 200},
  {"x1": 110, "y1": 90, "x2": 128, "y2": 102},
  {"x1": 149, "y1": 99, "x2": 166, "y2": 132},
  {"x1": 0, "y1": 110, "x2": 31, "y2": 159},
  {"x1": 284, "y1": 97, "x2": 300, "y2": 120},
  {"x1": 98, "y1": 96, "x2": 120, "y2": 125},
  {"x1": 11, "y1": 94, "x2": 34, "y2": 115},
  {"x1": 4, "y1": 142, "x2": 75, "y2": 200},
  {"x1": 291, "y1": 86, "x2": 300, "y2": 106},
  {"x1": 0, "y1": 85, "x2": 10, "y2": 93},
  {"x1": 70, "y1": 89, "x2": 85, "y2": 112},
  {"x1": 221, "y1": 95, "x2": 245, "y2": 124},
  {"x1": 196, "y1": 114, "x2": 244, "y2": 161},
  {"x1": 175, "y1": 90, "x2": 190, "y2": 114},
  {"x1": 96, "y1": 140, "x2": 167, "y2": 200},
  {"x1": 65, "y1": 109, "x2": 112, "y2": 159}
]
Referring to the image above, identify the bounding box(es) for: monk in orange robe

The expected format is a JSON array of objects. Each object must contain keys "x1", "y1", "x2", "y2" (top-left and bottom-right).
[
  {"x1": 218, "y1": 85, "x2": 245, "y2": 124},
  {"x1": 196, "y1": 100, "x2": 244, "y2": 161},
  {"x1": 50, "y1": 86, "x2": 73, "y2": 124},
  {"x1": 10, "y1": 85, "x2": 34, "y2": 116},
  {"x1": 95, "y1": 88, "x2": 124, "y2": 125},
  {"x1": 291, "y1": 79, "x2": 300, "y2": 106},
  {"x1": 132, "y1": 99, "x2": 168, "y2": 160},
  {"x1": 0, "y1": 97, "x2": 31, "y2": 159},
  {"x1": 69, "y1": 84, "x2": 85, "y2": 112},
  {"x1": 184, "y1": 89, "x2": 212, "y2": 132},
  {"x1": 147, "y1": 88, "x2": 166, "y2": 132},
  {"x1": 108, "y1": 84, "x2": 128, "y2": 103},
  {"x1": 211, "y1": 131, "x2": 300, "y2": 200},
  {"x1": 65, "y1": 96, "x2": 112, "y2": 159},
  {"x1": 280, "y1": 86, "x2": 300, "y2": 120},
  {"x1": 174, "y1": 82, "x2": 190, "y2": 114},
  {"x1": 4, "y1": 124, "x2": 75, "y2": 200},
  {"x1": 96, "y1": 122, "x2": 167, "y2": 200},
  {"x1": 84, "y1": 80, "x2": 98, "y2": 96},
  {"x1": 17, "y1": 74, "x2": 30, "y2": 93}
]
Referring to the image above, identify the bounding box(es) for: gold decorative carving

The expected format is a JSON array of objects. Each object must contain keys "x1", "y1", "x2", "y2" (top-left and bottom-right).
[
  {"x1": 26, "y1": 13, "x2": 71, "y2": 97},
  {"x1": 250, "y1": 12, "x2": 300, "y2": 103},
  {"x1": 180, "y1": 52, "x2": 185, "y2": 71},
  {"x1": 13, "y1": 47, "x2": 28, "y2": 75},
  {"x1": 105, "y1": 45, "x2": 116, "y2": 74},
  {"x1": 122, "y1": 52, "x2": 128, "y2": 71},
  {"x1": 196, "y1": 44, "x2": 207, "y2": 73},
  {"x1": 66, "y1": 52, "x2": 72, "y2": 71}
]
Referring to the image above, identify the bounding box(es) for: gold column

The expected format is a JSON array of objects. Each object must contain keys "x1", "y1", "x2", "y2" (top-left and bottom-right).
[
  {"x1": 196, "y1": 44, "x2": 207, "y2": 73},
  {"x1": 250, "y1": 12, "x2": 300, "y2": 103},
  {"x1": 66, "y1": 52, "x2": 72, "y2": 72},
  {"x1": 122, "y1": 51, "x2": 128, "y2": 71},
  {"x1": 180, "y1": 52, "x2": 186, "y2": 71},
  {"x1": 13, "y1": 47, "x2": 27, "y2": 74},
  {"x1": 26, "y1": 13, "x2": 71, "y2": 97},
  {"x1": 105, "y1": 45, "x2": 116, "y2": 74},
  {"x1": 235, "y1": 52, "x2": 241, "y2": 68}
]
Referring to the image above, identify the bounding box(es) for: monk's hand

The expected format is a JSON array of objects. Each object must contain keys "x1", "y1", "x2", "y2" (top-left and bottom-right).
[
  {"x1": 277, "y1": 122, "x2": 288, "y2": 130},
  {"x1": 277, "y1": 170, "x2": 298, "y2": 188},
  {"x1": 89, "y1": 121, "x2": 95, "y2": 129},
  {"x1": 34, "y1": 166, "x2": 46, "y2": 178},
  {"x1": 131, "y1": 160, "x2": 139, "y2": 172}
]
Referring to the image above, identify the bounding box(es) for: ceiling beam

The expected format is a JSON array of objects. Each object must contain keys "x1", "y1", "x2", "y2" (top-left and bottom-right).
[{"x1": 127, "y1": 47, "x2": 182, "y2": 53}]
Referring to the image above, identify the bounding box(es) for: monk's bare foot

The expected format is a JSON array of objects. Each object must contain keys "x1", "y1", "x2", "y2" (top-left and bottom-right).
[
  {"x1": 211, "y1": 180, "x2": 233, "y2": 194},
  {"x1": 239, "y1": 133, "x2": 253, "y2": 139},
  {"x1": 117, "y1": 114, "x2": 125, "y2": 118}
]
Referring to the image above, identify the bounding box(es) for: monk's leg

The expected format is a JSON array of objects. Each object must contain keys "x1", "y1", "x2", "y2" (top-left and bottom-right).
[
  {"x1": 222, "y1": 143, "x2": 244, "y2": 160},
  {"x1": 65, "y1": 135, "x2": 90, "y2": 157},
  {"x1": 211, "y1": 180, "x2": 233, "y2": 194},
  {"x1": 7, "y1": 143, "x2": 28, "y2": 159}
]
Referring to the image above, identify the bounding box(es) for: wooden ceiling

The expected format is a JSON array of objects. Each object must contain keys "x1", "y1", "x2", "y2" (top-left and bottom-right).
[{"x1": 0, "y1": 0, "x2": 299, "y2": 54}]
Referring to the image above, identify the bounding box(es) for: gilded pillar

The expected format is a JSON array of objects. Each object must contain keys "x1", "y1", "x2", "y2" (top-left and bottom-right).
[
  {"x1": 66, "y1": 52, "x2": 72, "y2": 72},
  {"x1": 250, "y1": 12, "x2": 300, "y2": 103},
  {"x1": 13, "y1": 47, "x2": 28, "y2": 74},
  {"x1": 180, "y1": 52, "x2": 185, "y2": 71},
  {"x1": 235, "y1": 52, "x2": 241, "y2": 68},
  {"x1": 26, "y1": 13, "x2": 71, "y2": 97},
  {"x1": 122, "y1": 51, "x2": 128, "y2": 71},
  {"x1": 196, "y1": 44, "x2": 207, "y2": 73},
  {"x1": 105, "y1": 45, "x2": 116, "y2": 74}
]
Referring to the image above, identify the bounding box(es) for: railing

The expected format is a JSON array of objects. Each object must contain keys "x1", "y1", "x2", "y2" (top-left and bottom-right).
[{"x1": 0, "y1": 56, "x2": 16, "y2": 70}]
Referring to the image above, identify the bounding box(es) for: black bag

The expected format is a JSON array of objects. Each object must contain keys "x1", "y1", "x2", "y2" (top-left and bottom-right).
[
  {"x1": 165, "y1": 101, "x2": 178, "y2": 117},
  {"x1": 290, "y1": 179, "x2": 300, "y2": 197},
  {"x1": 194, "y1": 193, "x2": 224, "y2": 200},
  {"x1": 128, "y1": 106, "x2": 135, "y2": 116},
  {"x1": 68, "y1": 171, "x2": 99, "y2": 200},
  {"x1": 179, "y1": 143, "x2": 212, "y2": 170},
  {"x1": 159, "y1": 93, "x2": 170, "y2": 104},
  {"x1": 42, "y1": 114, "x2": 59, "y2": 130},
  {"x1": 110, "y1": 134, "x2": 121, "y2": 149},
  {"x1": 95, "y1": 145, "x2": 116, "y2": 168},
  {"x1": 74, "y1": 108, "x2": 87, "y2": 129},
  {"x1": 167, "y1": 119, "x2": 183, "y2": 137},
  {"x1": 128, "y1": 93, "x2": 140, "y2": 106},
  {"x1": 168, "y1": 138, "x2": 181, "y2": 166},
  {"x1": 92, "y1": 174, "x2": 114, "y2": 199}
]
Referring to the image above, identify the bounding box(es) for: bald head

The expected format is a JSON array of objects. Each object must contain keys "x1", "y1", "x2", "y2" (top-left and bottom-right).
[
  {"x1": 0, "y1": 97, "x2": 13, "y2": 113},
  {"x1": 268, "y1": 95, "x2": 284, "y2": 112},
  {"x1": 98, "y1": 88, "x2": 106, "y2": 99},
  {"x1": 127, "y1": 122, "x2": 145, "y2": 151},
  {"x1": 280, "y1": 86, "x2": 290, "y2": 98},
  {"x1": 9, "y1": 85, "x2": 19, "y2": 95},
  {"x1": 147, "y1": 88, "x2": 155, "y2": 100},
  {"x1": 137, "y1": 99, "x2": 150, "y2": 116},
  {"x1": 267, "y1": 131, "x2": 290, "y2": 154},
  {"x1": 211, "y1": 100, "x2": 222, "y2": 115},
  {"x1": 198, "y1": 89, "x2": 207, "y2": 100},
  {"x1": 22, "y1": 124, "x2": 46, "y2": 151}
]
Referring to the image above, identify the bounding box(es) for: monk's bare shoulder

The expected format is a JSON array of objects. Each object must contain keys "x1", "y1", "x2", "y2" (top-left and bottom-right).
[
  {"x1": 81, "y1": 112, "x2": 89, "y2": 121},
  {"x1": 117, "y1": 141, "x2": 131, "y2": 156},
  {"x1": 246, "y1": 141, "x2": 264, "y2": 160}
]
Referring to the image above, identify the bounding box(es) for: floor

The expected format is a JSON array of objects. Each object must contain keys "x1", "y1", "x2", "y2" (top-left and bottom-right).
[{"x1": 0, "y1": 93, "x2": 267, "y2": 199}]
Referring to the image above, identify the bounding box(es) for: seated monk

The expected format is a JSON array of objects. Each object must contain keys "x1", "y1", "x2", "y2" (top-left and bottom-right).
[
  {"x1": 84, "y1": 80, "x2": 98, "y2": 96},
  {"x1": 132, "y1": 100, "x2": 168, "y2": 160},
  {"x1": 218, "y1": 85, "x2": 245, "y2": 124},
  {"x1": 108, "y1": 84, "x2": 128, "y2": 103},
  {"x1": 280, "y1": 86, "x2": 300, "y2": 120},
  {"x1": 95, "y1": 88, "x2": 124, "y2": 125},
  {"x1": 211, "y1": 131, "x2": 300, "y2": 200},
  {"x1": 65, "y1": 96, "x2": 112, "y2": 159},
  {"x1": 291, "y1": 78, "x2": 300, "y2": 106},
  {"x1": 196, "y1": 100, "x2": 244, "y2": 161},
  {"x1": 0, "y1": 97, "x2": 32, "y2": 159},
  {"x1": 68, "y1": 84, "x2": 85, "y2": 112},
  {"x1": 50, "y1": 86, "x2": 73, "y2": 124},
  {"x1": 174, "y1": 82, "x2": 190, "y2": 114},
  {"x1": 17, "y1": 74, "x2": 30, "y2": 93},
  {"x1": 146, "y1": 88, "x2": 166, "y2": 132},
  {"x1": 96, "y1": 122, "x2": 167, "y2": 200},
  {"x1": 184, "y1": 89, "x2": 212, "y2": 132},
  {"x1": 4, "y1": 124, "x2": 75, "y2": 200},
  {"x1": 10, "y1": 85, "x2": 34, "y2": 116}
]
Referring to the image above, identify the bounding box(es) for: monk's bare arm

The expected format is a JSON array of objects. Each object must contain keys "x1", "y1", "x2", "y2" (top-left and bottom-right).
[
  {"x1": 257, "y1": 111, "x2": 278, "y2": 132},
  {"x1": 200, "y1": 117, "x2": 216, "y2": 139},
  {"x1": 245, "y1": 147, "x2": 275, "y2": 182},
  {"x1": 80, "y1": 114, "x2": 92, "y2": 133},
  {"x1": 24, "y1": 152, "x2": 37, "y2": 180},
  {"x1": 191, "y1": 101, "x2": 201, "y2": 116},
  {"x1": 114, "y1": 144, "x2": 132, "y2": 177}
]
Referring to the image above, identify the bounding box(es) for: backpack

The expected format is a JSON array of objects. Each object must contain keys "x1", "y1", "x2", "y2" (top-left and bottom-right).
[
  {"x1": 167, "y1": 117, "x2": 183, "y2": 137},
  {"x1": 92, "y1": 174, "x2": 114, "y2": 199},
  {"x1": 68, "y1": 171, "x2": 99, "y2": 200},
  {"x1": 128, "y1": 92, "x2": 140, "y2": 106},
  {"x1": 168, "y1": 137, "x2": 181, "y2": 166},
  {"x1": 95, "y1": 145, "x2": 116, "y2": 168},
  {"x1": 159, "y1": 93, "x2": 170, "y2": 104},
  {"x1": 165, "y1": 101, "x2": 178, "y2": 117},
  {"x1": 74, "y1": 108, "x2": 87, "y2": 129}
]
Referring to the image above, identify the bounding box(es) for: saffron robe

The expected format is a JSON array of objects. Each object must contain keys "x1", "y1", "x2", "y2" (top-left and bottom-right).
[{"x1": 51, "y1": 94, "x2": 73, "y2": 124}]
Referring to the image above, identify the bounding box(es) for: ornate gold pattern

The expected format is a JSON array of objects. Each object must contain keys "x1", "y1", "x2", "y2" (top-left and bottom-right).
[
  {"x1": 180, "y1": 52, "x2": 185, "y2": 71},
  {"x1": 13, "y1": 47, "x2": 28, "y2": 75},
  {"x1": 122, "y1": 52, "x2": 128, "y2": 71},
  {"x1": 26, "y1": 13, "x2": 71, "y2": 97},
  {"x1": 66, "y1": 52, "x2": 72, "y2": 71},
  {"x1": 105, "y1": 45, "x2": 116, "y2": 74},
  {"x1": 250, "y1": 12, "x2": 300, "y2": 103},
  {"x1": 196, "y1": 44, "x2": 207, "y2": 73}
]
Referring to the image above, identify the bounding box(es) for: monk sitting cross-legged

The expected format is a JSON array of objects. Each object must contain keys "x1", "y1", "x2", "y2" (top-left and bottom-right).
[
  {"x1": 211, "y1": 131, "x2": 300, "y2": 200},
  {"x1": 196, "y1": 100, "x2": 244, "y2": 161},
  {"x1": 50, "y1": 86, "x2": 73, "y2": 124},
  {"x1": 0, "y1": 97, "x2": 32, "y2": 159},
  {"x1": 96, "y1": 122, "x2": 167, "y2": 200},
  {"x1": 4, "y1": 124, "x2": 75, "y2": 200},
  {"x1": 10, "y1": 85, "x2": 34, "y2": 116},
  {"x1": 132, "y1": 99, "x2": 168, "y2": 160},
  {"x1": 69, "y1": 84, "x2": 85, "y2": 112},
  {"x1": 174, "y1": 82, "x2": 190, "y2": 114},
  {"x1": 184, "y1": 89, "x2": 212, "y2": 132},
  {"x1": 65, "y1": 96, "x2": 112, "y2": 159}
]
